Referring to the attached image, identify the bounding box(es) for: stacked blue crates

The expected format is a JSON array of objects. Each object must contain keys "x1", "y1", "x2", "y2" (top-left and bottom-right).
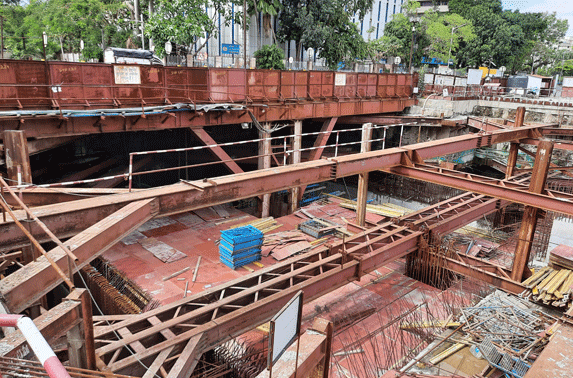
[{"x1": 219, "y1": 225, "x2": 264, "y2": 269}]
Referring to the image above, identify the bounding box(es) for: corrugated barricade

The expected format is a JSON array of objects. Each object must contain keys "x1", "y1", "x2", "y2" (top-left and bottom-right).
[{"x1": 219, "y1": 225, "x2": 263, "y2": 269}]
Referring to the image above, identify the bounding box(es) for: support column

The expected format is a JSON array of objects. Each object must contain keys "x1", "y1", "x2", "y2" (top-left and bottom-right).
[
  {"x1": 289, "y1": 120, "x2": 302, "y2": 213},
  {"x1": 511, "y1": 140, "x2": 553, "y2": 282},
  {"x1": 356, "y1": 123, "x2": 373, "y2": 227},
  {"x1": 506, "y1": 142, "x2": 520, "y2": 179},
  {"x1": 515, "y1": 106, "x2": 526, "y2": 128},
  {"x1": 298, "y1": 117, "x2": 337, "y2": 202},
  {"x1": 258, "y1": 128, "x2": 271, "y2": 218},
  {"x1": 3, "y1": 130, "x2": 32, "y2": 185}
]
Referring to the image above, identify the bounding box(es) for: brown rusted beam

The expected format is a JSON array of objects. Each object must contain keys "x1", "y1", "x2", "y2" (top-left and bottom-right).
[
  {"x1": 0, "y1": 296, "x2": 82, "y2": 359},
  {"x1": 0, "y1": 198, "x2": 159, "y2": 313},
  {"x1": 511, "y1": 140, "x2": 553, "y2": 282},
  {"x1": 506, "y1": 142, "x2": 519, "y2": 179},
  {"x1": 337, "y1": 115, "x2": 445, "y2": 125},
  {"x1": 299, "y1": 117, "x2": 337, "y2": 202},
  {"x1": 442, "y1": 255, "x2": 524, "y2": 295},
  {"x1": 0, "y1": 124, "x2": 549, "y2": 252},
  {"x1": 27, "y1": 136, "x2": 81, "y2": 155},
  {"x1": 0, "y1": 98, "x2": 416, "y2": 139},
  {"x1": 66, "y1": 289, "x2": 96, "y2": 370},
  {"x1": 3, "y1": 130, "x2": 32, "y2": 185},
  {"x1": 384, "y1": 162, "x2": 573, "y2": 217},
  {"x1": 3, "y1": 187, "x2": 136, "y2": 208},
  {"x1": 60, "y1": 156, "x2": 121, "y2": 183},
  {"x1": 190, "y1": 128, "x2": 243, "y2": 175}
]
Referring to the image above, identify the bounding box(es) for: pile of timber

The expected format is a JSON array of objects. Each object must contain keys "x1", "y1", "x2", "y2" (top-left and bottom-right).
[
  {"x1": 521, "y1": 266, "x2": 573, "y2": 308},
  {"x1": 228, "y1": 217, "x2": 282, "y2": 234},
  {"x1": 327, "y1": 194, "x2": 412, "y2": 218}
]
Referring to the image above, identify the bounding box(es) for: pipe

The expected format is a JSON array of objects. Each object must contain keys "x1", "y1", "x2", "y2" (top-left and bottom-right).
[
  {"x1": 0, "y1": 314, "x2": 71, "y2": 378},
  {"x1": 0, "y1": 191, "x2": 74, "y2": 290},
  {"x1": 0, "y1": 177, "x2": 78, "y2": 262}
]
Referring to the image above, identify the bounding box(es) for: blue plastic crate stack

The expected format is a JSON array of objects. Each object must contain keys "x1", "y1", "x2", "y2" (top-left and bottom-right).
[{"x1": 219, "y1": 225, "x2": 264, "y2": 269}]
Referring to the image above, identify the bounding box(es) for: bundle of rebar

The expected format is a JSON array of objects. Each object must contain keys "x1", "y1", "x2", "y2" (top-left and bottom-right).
[{"x1": 80, "y1": 257, "x2": 158, "y2": 315}]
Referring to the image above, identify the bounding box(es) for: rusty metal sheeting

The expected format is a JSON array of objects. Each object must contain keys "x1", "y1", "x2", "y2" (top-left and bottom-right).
[{"x1": 0, "y1": 60, "x2": 415, "y2": 110}]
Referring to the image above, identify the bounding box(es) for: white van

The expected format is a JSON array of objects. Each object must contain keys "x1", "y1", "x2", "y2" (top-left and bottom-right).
[{"x1": 104, "y1": 47, "x2": 163, "y2": 65}]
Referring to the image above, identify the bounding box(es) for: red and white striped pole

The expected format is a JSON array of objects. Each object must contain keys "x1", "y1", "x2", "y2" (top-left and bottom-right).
[{"x1": 0, "y1": 314, "x2": 71, "y2": 378}]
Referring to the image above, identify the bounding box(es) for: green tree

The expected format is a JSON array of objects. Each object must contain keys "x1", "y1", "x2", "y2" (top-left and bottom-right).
[
  {"x1": 247, "y1": 0, "x2": 282, "y2": 48},
  {"x1": 448, "y1": 0, "x2": 568, "y2": 74},
  {"x1": 145, "y1": 0, "x2": 236, "y2": 57},
  {"x1": 253, "y1": 43, "x2": 285, "y2": 69},
  {"x1": 422, "y1": 12, "x2": 475, "y2": 66},
  {"x1": 524, "y1": 13, "x2": 568, "y2": 73},
  {"x1": 1, "y1": 0, "x2": 130, "y2": 60},
  {"x1": 277, "y1": 0, "x2": 373, "y2": 69}
]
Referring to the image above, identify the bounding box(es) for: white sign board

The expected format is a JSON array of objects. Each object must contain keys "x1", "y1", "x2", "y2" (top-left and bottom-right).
[
  {"x1": 335, "y1": 73, "x2": 347, "y2": 86},
  {"x1": 114, "y1": 65, "x2": 141, "y2": 85},
  {"x1": 424, "y1": 73, "x2": 434, "y2": 84},
  {"x1": 455, "y1": 77, "x2": 467, "y2": 87},
  {"x1": 467, "y1": 69, "x2": 482, "y2": 85},
  {"x1": 268, "y1": 291, "x2": 303, "y2": 366},
  {"x1": 527, "y1": 75, "x2": 542, "y2": 90},
  {"x1": 563, "y1": 77, "x2": 573, "y2": 88}
]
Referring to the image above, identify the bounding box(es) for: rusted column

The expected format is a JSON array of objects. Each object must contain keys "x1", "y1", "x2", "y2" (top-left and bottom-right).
[
  {"x1": 66, "y1": 289, "x2": 96, "y2": 370},
  {"x1": 515, "y1": 106, "x2": 526, "y2": 128},
  {"x1": 289, "y1": 120, "x2": 302, "y2": 213},
  {"x1": 3, "y1": 130, "x2": 32, "y2": 185},
  {"x1": 356, "y1": 123, "x2": 373, "y2": 227},
  {"x1": 259, "y1": 127, "x2": 271, "y2": 218},
  {"x1": 511, "y1": 139, "x2": 553, "y2": 282},
  {"x1": 506, "y1": 142, "x2": 520, "y2": 179}
]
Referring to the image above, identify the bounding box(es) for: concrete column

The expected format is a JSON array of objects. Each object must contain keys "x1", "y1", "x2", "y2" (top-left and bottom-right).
[
  {"x1": 511, "y1": 140, "x2": 553, "y2": 282},
  {"x1": 3, "y1": 130, "x2": 32, "y2": 185},
  {"x1": 258, "y1": 127, "x2": 271, "y2": 218},
  {"x1": 356, "y1": 123, "x2": 373, "y2": 227},
  {"x1": 289, "y1": 120, "x2": 302, "y2": 213},
  {"x1": 505, "y1": 142, "x2": 520, "y2": 179}
]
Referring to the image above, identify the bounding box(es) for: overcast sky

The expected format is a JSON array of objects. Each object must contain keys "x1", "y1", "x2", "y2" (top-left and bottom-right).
[{"x1": 502, "y1": 0, "x2": 573, "y2": 36}]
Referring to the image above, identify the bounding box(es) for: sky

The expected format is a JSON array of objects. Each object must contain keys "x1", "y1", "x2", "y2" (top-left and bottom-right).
[{"x1": 502, "y1": 0, "x2": 573, "y2": 36}]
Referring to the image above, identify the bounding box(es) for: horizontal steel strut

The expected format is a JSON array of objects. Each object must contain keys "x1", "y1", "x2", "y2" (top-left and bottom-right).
[
  {"x1": 0, "y1": 124, "x2": 546, "y2": 253},
  {"x1": 89, "y1": 192, "x2": 515, "y2": 376}
]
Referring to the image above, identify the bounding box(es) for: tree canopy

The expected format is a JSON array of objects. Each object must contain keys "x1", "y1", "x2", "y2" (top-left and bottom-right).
[
  {"x1": 1, "y1": 0, "x2": 131, "y2": 60},
  {"x1": 448, "y1": 0, "x2": 568, "y2": 73},
  {"x1": 277, "y1": 0, "x2": 373, "y2": 69}
]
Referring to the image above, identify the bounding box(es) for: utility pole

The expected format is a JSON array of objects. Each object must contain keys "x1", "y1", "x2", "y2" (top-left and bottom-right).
[
  {"x1": 1, "y1": 16, "x2": 4, "y2": 59},
  {"x1": 448, "y1": 23, "x2": 467, "y2": 71}
]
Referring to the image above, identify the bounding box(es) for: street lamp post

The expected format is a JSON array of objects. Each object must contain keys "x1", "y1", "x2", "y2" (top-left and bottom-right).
[
  {"x1": 448, "y1": 23, "x2": 467, "y2": 71},
  {"x1": 42, "y1": 31, "x2": 47, "y2": 61},
  {"x1": 408, "y1": 26, "x2": 416, "y2": 73}
]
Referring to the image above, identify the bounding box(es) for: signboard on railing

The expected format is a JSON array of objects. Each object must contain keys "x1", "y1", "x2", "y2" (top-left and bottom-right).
[
  {"x1": 268, "y1": 291, "x2": 303, "y2": 368},
  {"x1": 222, "y1": 43, "x2": 240, "y2": 55},
  {"x1": 114, "y1": 65, "x2": 141, "y2": 85}
]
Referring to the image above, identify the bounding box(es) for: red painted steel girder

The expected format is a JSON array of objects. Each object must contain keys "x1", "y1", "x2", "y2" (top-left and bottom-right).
[
  {"x1": 0, "y1": 98, "x2": 415, "y2": 140},
  {"x1": 0, "y1": 124, "x2": 547, "y2": 252},
  {"x1": 88, "y1": 190, "x2": 523, "y2": 375},
  {"x1": 522, "y1": 138, "x2": 573, "y2": 152},
  {"x1": 441, "y1": 254, "x2": 524, "y2": 294},
  {"x1": 385, "y1": 162, "x2": 573, "y2": 216},
  {"x1": 0, "y1": 198, "x2": 159, "y2": 314}
]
